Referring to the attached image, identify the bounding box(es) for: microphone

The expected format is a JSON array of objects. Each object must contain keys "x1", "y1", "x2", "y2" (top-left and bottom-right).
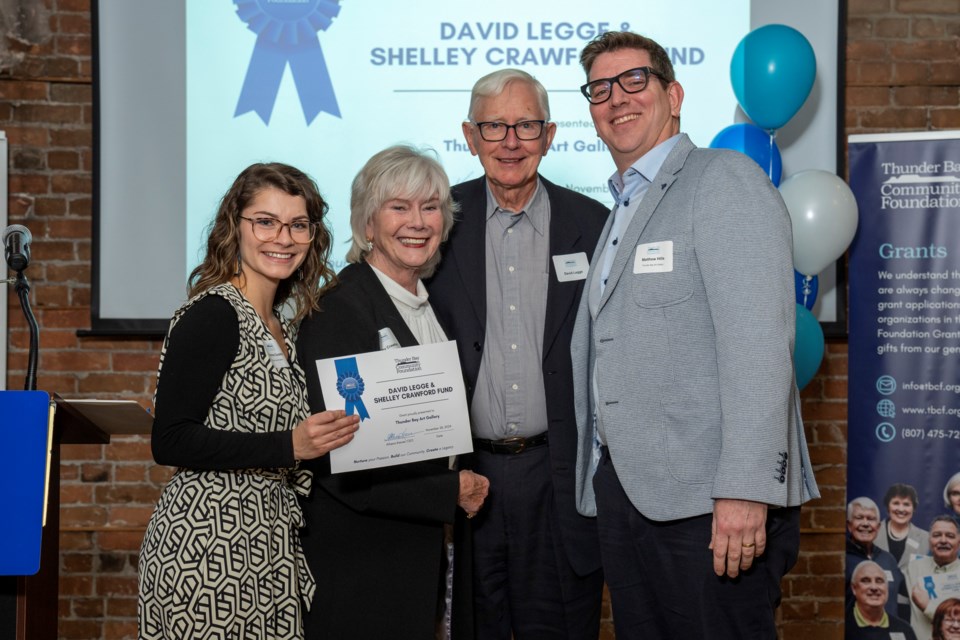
[{"x1": 3, "y1": 224, "x2": 32, "y2": 272}]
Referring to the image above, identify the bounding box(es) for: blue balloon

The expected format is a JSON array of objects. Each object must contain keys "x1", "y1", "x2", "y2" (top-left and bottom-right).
[
  {"x1": 730, "y1": 24, "x2": 816, "y2": 131},
  {"x1": 794, "y1": 304, "x2": 825, "y2": 390},
  {"x1": 794, "y1": 271, "x2": 818, "y2": 310},
  {"x1": 709, "y1": 123, "x2": 783, "y2": 186}
]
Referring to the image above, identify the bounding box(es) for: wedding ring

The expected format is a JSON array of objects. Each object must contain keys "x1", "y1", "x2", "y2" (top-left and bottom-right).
[
  {"x1": 742, "y1": 542, "x2": 756, "y2": 548},
  {"x1": 466, "y1": 513, "x2": 476, "y2": 519}
]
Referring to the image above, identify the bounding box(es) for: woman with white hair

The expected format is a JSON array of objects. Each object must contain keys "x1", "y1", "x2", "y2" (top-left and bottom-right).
[{"x1": 296, "y1": 145, "x2": 489, "y2": 639}]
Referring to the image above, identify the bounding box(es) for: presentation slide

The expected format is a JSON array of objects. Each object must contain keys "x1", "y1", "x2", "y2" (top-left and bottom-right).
[{"x1": 94, "y1": 0, "x2": 839, "y2": 331}]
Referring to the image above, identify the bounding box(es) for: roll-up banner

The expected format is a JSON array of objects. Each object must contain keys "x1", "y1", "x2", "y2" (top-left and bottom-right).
[{"x1": 847, "y1": 131, "x2": 960, "y2": 639}]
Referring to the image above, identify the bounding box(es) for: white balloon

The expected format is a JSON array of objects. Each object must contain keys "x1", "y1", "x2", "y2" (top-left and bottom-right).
[{"x1": 779, "y1": 170, "x2": 859, "y2": 276}]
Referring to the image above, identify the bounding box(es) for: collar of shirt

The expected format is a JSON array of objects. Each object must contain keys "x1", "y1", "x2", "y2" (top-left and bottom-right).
[
  {"x1": 935, "y1": 558, "x2": 960, "y2": 573},
  {"x1": 368, "y1": 262, "x2": 430, "y2": 312},
  {"x1": 484, "y1": 178, "x2": 548, "y2": 237},
  {"x1": 853, "y1": 604, "x2": 889, "y2": 628},
  {"x1": 607, "y1": 133, "x2": 683, "y2": 205}
]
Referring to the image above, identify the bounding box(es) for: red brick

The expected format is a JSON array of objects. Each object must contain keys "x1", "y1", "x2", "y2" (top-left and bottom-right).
[
  {"x1": 98, "y1": 530, "x2": 146, "y2": 552},
  {"x1": 59, "y1": 619, "x2": 102, "y2": 638},
  {"x1": 51, "y1": 173, "x2": 92, "y2": 194},
  {"x1": 106, "y1": 596, "x2": 138, "y2": 617},
  {"x1": 875, "y1": 17, "x2": 909, "y2": 37},
  {"x1": 113, "y1": 352, "x2": 160, "y2": 372},
  {"x1": 55, "y1": 34, "x2": 91, "y2": 56},
  {"x1": 849, "y1": 0, "x2": 894, "y2": 12},
  {"x1": 114, "y1": 464, "x2": 147, "y2": 483},
  {"x1": 71, "y1": 597, "x2": 104, "y2": 618},
  {"x1": 60, "y1": 484, "x2": 94, "y2": 504},
  {"x1": 104, "y1": 439, "x2": 153, "y2": 462},
  {"x1": 0, "y1": 80, "x2": 48, "y2": 100},
  {"x1": 48, "y1": 149, "x2": 80, "y2": 169},
  {"x1": 62, "y1": 553, "x2": 93, "y2": 573},
  {"x1": 61, "y1": 505, "x2": 108, "y2": 527},
  {"x1": 897, "y1": 0, "x2": 960, "y2": 12},
  {"x1": 108, "y1": 506, "x2": 155, "y2": 527},
  {"x1": 96, "y1": 484, "x2": 161, "y2": 505},
  {"x1": 60, "y1": 575, "x2": 94, "y2": 596},
  {"x1": 13, "y1": 102, "x2": 83, "y2": 124},
  {"x1": 62, "y1": 444, "x2": 102, "y2": 460},
  {"x1": 49, "y1": 127, "x2": 91, "y2": 146},
  {"x1": 60, "y1": 531, "x2": 94, "y2": 551}
]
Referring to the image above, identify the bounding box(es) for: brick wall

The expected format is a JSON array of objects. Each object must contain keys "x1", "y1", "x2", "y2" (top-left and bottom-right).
[{"x1": 2, "y1": 0, "x2": 958, "y2": 638}]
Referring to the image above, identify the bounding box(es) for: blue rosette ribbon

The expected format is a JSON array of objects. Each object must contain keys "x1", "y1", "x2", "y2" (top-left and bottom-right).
[
  {"x1": 334, "y1": 357, "x2": 370, "y2": 421},
  {"x1": 233, "y1": 0, "x2": 341, "y2": 124}
]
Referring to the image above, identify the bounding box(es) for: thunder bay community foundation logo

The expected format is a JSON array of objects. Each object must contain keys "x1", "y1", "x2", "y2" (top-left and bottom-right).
[
  {"x1": 878, "y1": 159, "x2": 960, "y2": 211},
  {"x1": 233, "y1": 0, "x2": 341, "y2": 124}
]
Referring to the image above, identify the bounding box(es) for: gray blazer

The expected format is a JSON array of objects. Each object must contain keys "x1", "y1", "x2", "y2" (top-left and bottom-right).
[
  {"x1": 571, "y1": 134, "x2": 820, "y2": 521},
  {"x1": 875, "y1": 520, "x2": 931, "y2": 571}
]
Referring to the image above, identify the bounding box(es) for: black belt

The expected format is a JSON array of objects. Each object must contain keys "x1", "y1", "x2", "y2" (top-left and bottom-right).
[{"x1": 472, "y1": 433, "x2": 548, "y2": 455}]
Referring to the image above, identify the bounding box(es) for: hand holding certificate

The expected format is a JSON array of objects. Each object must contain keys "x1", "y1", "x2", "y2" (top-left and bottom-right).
[{"x1": 314, "y1": 340, "x2": 474, "y2": 473}]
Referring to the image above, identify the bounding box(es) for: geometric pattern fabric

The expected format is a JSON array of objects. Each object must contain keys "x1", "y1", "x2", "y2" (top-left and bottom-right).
[{"x1": 139, "y1": 284, "x2": 314, "y2": 639}]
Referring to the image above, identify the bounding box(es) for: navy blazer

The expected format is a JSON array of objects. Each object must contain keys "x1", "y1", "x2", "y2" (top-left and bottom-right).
[{"x1": 427, "y1": 175, "x2": 609, "y2": 576}]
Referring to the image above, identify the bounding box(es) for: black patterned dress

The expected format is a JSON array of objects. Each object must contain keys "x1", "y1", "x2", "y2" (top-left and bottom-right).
[{"x1": 138, "y1": 283, "x2": 315, "y2": 640}]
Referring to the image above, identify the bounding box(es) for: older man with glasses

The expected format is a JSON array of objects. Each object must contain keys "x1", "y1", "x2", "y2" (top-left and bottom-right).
[{"x1": 428, "y1": 68, "x2": 608, "y2": 639}]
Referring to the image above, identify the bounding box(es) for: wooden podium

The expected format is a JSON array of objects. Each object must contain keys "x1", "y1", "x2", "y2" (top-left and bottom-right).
[{"x1": 0, "y1": 395, "x2": 151, "y2": 640}]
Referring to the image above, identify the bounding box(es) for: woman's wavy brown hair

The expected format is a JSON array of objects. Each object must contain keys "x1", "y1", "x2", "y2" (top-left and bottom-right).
[{"x1": 188, "y1": 162, "x2": 335, "y2": 323}]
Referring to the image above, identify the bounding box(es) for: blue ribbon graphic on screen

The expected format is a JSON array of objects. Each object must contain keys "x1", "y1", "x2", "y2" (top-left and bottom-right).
[
  {"x1": 334, "y1": 357, "x2": 369, "y2": 421},
  {"x1": 233, "y1": 0, "x2": 341, "y2": 124}
]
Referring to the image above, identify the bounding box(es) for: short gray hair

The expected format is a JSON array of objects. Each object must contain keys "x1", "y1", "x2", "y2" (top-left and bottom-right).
[
  {"x1": 851, "y1": 560, "x2": 884, "y2": 585},
  {"x1": 944, "y1": 471, "x2": 960, "y2": 510},
  {"x1": 346, "y1": 145, "x2": 457, "y2": 279},
  {"x1": 847, "y1": 497, "x2": 880, "y2": 522},
  {"x1": 466, "y1": 69, "x2": 550, "y2": 122}
]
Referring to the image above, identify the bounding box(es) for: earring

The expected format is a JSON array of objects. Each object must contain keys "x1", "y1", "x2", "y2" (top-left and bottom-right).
[
  {"x1": 297, "y1": 267, "x2": 304, "y2": 281},
  {"x1": 234, "y1": 254, "x2": 242, "y2": 276},
  {"x1": 366, "y1": 239, "x2": 373, "y2": 252}
]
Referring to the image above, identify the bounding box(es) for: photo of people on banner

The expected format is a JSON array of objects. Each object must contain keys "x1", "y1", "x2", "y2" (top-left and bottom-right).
[{"x1": 847, "y1": 131, "x2": 960, "y2": 640}]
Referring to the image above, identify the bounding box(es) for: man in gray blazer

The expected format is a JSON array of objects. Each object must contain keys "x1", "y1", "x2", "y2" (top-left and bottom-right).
[{"x1": 571, "y1": 31, "x2": 820, "y2": 639}]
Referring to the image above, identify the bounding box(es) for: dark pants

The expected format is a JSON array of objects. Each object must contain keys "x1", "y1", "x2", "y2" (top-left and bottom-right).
[
  {"x1": 593, "y1": 447, "x2": 800, "y2": 640},
  {"x1": 471, "y1": 446, "x2": 603, "y2": 640}
]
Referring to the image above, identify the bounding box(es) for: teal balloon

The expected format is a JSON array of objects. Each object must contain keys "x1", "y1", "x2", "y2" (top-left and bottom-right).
[
  {"x1": 709, "y1": 123, "x2": 782, "y2": 185},
  {"x1": 730, "y1": 24, "x2": 816, "y2": 131},
  {"x1": 794, "y1": 304, "x2": 824, "y2": 390}
]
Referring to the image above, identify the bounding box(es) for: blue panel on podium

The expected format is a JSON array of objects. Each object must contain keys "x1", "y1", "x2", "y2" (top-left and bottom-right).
[{"x1": 0, "y1": 391, "x2": 51, "y2": 576}]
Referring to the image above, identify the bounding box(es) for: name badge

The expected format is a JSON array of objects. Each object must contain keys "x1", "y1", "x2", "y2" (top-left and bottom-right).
[
  {"x1": 907, "y1": 537, "x2": 919, "y2": 549},
  {"x1": 633, "y1": 240, "x2": 673, "y2": 274},
  {"x1": 884, "y1": 569, "x2": 894, "y2": 582},
  {"x1": 552, "y1": 252, "x2": 589, "y2": 282},
  {"x1": 890, "y1": 634, "x2": 907, "y2": 640},
  {"x1": 263, "y1": 337, "x2": 289, "y2": 369}
]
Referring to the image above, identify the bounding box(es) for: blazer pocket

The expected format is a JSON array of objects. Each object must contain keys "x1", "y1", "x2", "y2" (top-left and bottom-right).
[
  {"x1": 663, "y1": 401, "x2": 720, "y2": 484},
  {"x1": 631, "y1": 240, "x2": 694, "y2": 308}
]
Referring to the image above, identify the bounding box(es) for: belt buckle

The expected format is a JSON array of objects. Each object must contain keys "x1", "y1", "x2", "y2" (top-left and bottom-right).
[{"x1": 501, "y1": 436, "x2": 525, "y2": 454}]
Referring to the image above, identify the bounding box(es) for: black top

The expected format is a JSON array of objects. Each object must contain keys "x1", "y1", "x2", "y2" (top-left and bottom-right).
[{"x1": 151, "y1": 294, "x2": 295, "y2": 469}]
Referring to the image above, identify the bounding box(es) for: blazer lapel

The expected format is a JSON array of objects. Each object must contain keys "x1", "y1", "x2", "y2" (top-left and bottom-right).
[
  {"x1": 542, "y1": 178, "x2": 584, "y2": 360},
  {"x1": 353, "y1": 262, "x2": 419, "y2": 348},
  {"x1": 597, "y1": 135, "x2": 694, "y2": 314},
  {"x1": 448, "y1": 178, "x2": 488, "y2": 328}
]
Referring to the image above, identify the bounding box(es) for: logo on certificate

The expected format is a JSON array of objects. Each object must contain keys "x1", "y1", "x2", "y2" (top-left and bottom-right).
[{"x1": 395, "y1": 357, "x2": 422, "y2": 374}]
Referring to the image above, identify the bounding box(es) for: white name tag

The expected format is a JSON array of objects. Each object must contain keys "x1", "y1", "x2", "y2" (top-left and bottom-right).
[
  {"x1": 633, "y1": 240, "x2": 673, "y2": 274},
  {"x1": 263, "y1": 337, "x2": 289, "y2": 369},
  {"x1": 907, "y1": 537, "x2": 920, "y2": 549},
  {"x1": 552, "y1": 252, "x2": 589, "y2": 282},
  {"x1": 884, "y1": 569, "x2": 894, "y2": 582},
  {"x1": 890, "y1": 633, "x2": 907, "y2": 640}
]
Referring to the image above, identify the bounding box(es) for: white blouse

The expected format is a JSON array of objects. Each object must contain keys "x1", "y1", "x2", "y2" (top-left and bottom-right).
[{"x1": 368, "y1": 264, "x2": 448, "y2": 345}]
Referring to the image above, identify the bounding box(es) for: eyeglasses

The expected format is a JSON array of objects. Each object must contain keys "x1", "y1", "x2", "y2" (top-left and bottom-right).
[
  {"x1": 472, "y1": 120, "x2": 546, "y2": 142},
  {"x1": 944, "y1": 618, "x2": 960, "y2": 627},
  {"x1": 580, "y1": 66, "x2": 666, "y2": 104},
  {"x1": 240, "y1": 216, "x2": 317, "y2": 244}
]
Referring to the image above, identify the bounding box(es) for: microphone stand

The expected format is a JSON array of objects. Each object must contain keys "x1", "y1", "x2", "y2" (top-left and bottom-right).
[{"x1": 14, "y1": 270, "x2": 39, "y2": 391}]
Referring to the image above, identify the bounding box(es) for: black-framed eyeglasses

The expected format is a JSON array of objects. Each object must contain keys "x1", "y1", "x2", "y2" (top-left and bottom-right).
[
  {"x1": 240, "y1": 216, "x2": 317, "y2": 244},
  {"x1": 580, "y1": 67, "x2": 666, "y2": 104},
  {"x1": 472, "y1": 120, "x2": 546, "y2": 142}
]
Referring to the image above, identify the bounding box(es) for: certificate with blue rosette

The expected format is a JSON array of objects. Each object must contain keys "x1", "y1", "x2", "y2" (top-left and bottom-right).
[{"x1": 315, "y1": 341, "x2": 473, "y2": 473}]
